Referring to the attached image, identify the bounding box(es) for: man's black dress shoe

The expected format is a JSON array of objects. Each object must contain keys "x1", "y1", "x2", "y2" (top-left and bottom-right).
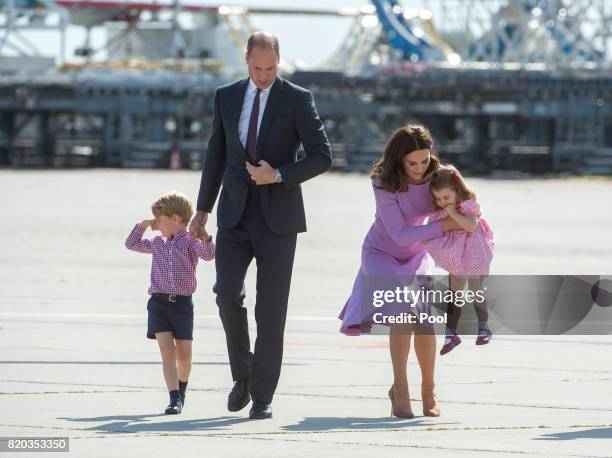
[
  {"x1": 228, "y1": 378, "x2": 250, "y2": 412},
  {"x1": 165, "y1": 396, "x2": 182, "y2": 415},
  {"x1": 249, "y1": 401, "x2": 272, "y2": 419}
]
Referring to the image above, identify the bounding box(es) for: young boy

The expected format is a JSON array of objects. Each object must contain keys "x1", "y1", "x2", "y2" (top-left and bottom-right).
[{"x1": 125, "y1": 191, "x2": 214, "y2": 414}]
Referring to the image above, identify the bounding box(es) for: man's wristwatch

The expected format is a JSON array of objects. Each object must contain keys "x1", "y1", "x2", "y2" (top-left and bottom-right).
[{"x1": 274, "y1": 169, "x2": 283, "y2": 183}]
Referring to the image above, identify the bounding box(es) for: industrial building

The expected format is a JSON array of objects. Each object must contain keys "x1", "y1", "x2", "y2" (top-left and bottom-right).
[{"x1": 1, "y1": 0, "x2": 611, "y2": 174}]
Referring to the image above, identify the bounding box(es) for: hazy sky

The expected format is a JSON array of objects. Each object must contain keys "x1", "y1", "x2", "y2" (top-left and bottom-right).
[
  {"x1": 6, "y1": 1, "x2": 607, "y2": 68},
  {"x1": 6, "y1": 0, "x2": 385, "y2": 67}
]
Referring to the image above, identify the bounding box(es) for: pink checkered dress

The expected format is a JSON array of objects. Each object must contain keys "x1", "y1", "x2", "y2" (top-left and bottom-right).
[
  {"x1": 125, "y1": 224, "x2": 215, "y2": 295},
  {"x1": 422, "y1": 200, "x2": 494, "y2": 278}
]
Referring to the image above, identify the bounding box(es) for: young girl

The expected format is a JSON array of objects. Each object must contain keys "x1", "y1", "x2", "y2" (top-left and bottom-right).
[{"x1": 422, "y1": 165, "x2": 495, "y2": 355}]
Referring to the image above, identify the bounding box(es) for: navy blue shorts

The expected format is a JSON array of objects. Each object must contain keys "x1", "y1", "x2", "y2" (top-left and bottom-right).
[{"x1": 147, "y1": 294, "x2": 194, "y2": 340}]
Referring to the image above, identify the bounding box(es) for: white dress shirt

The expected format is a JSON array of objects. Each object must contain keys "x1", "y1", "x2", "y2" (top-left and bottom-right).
[{"x1": 238, "y1": 78, "x2": 272, "y2": 149}]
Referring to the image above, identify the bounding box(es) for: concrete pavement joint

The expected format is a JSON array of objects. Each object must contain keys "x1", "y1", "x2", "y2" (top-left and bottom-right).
[
  {"x1": 0, "y1": 390, "x2": 152, "y2": 395},
  {"x1": 3, "y1": 378, "x2": 612, "y2": 389},
  {"x1": 289, "y1": 357, "x2": 612, "y2": 373},
  {"x1": 1, "y1": 380, "x2": 609, "y2": 412},
  {"x1": 3, "y1": 422, "x2": 611, "y2": 436},
  {"x1": 3, "y1": 358, "x2": 612, "y2": 375},
  {"x1": 3, "y1": 377, "x2": 611, "y2": 394},
  {"x1": 273, "y1": 392, "x2": 612, "y2": 412}
]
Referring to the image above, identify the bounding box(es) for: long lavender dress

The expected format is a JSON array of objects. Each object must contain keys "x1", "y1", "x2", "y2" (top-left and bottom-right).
[{"x1": 338, "y1": 178, "x2": 443, "y2": 335}]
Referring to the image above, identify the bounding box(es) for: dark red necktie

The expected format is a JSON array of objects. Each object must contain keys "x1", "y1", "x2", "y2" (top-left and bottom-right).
[{"x1": 245, "y1": 87, "x2": 262, "y2": 165}]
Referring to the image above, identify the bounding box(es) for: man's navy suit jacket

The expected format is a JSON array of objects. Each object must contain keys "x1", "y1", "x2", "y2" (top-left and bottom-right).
[{"x1": 196, "y1": 76, "x2": 333, "y2": 235}]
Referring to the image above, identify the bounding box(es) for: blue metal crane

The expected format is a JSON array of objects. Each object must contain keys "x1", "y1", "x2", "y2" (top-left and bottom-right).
[{"x1": 370, "y1": 0, "x2": 444, "y2": 61}]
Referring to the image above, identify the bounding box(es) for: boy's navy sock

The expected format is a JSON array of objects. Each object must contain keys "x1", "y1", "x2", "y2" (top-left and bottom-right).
[
  {"x1": 169, "y1": 389, "x2": 181, "y2": 403},
  {"x1": 179, "y1": 380, "x2": 188, "y2": 403},
  {"x1": 165, "y1": 389, "x2": 182, "y2": 414}
]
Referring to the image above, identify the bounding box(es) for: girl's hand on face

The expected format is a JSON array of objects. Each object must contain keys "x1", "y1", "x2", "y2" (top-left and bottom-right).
[
  {"x1": 444, "y1": 203, "x2": 458, "y2": 215},
  {"x1": 441, "y1": 216, "x2": 462, "y2": 231}
]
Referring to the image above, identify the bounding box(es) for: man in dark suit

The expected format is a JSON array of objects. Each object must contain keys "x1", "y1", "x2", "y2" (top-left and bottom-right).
[{"x1": 189, "y1": 32, "x2": 332, "y2": 419}]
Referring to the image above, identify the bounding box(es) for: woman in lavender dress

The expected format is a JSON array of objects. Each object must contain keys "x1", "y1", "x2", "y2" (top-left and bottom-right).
[{"x1": 338, "y1": 124, "x2": 461, "y2": 418}]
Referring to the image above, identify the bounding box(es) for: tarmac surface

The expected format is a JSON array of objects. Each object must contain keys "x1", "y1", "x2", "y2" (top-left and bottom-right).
[{"x1": 1, "y1": 170, "x2": 611, "y2": 457}]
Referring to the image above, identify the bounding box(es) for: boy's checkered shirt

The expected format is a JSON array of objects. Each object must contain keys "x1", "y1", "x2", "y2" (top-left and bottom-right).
[{"x1": 125, "y1": 224, "x2": 215, "y2": 295}]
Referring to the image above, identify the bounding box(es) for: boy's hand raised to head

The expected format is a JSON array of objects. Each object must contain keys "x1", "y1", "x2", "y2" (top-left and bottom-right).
[{"x1": 140, "y1": 219, "x2": 156, "y2": 230}]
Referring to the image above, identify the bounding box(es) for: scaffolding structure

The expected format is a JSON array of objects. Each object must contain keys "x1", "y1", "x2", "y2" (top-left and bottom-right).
[
  {"x1": 1, "y1": 0, "x2": 612, "y2": 174},
  {"x1": 0, "y1": 0, "x2": 69, "y2": 63}
]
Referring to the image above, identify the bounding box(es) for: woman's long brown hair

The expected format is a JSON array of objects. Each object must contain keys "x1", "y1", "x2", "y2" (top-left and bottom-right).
[{"x1": 371, "y1": 124, "x2": 440, "y2": 193}]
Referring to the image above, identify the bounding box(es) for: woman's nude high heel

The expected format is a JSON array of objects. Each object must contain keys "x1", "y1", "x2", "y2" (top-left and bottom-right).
[
  {"x1": 421, "y1": 384, "x2": 441, "y2": 417},
  {"x1": 388, "y1": 385, "x2": 414, "y2": 419}
]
